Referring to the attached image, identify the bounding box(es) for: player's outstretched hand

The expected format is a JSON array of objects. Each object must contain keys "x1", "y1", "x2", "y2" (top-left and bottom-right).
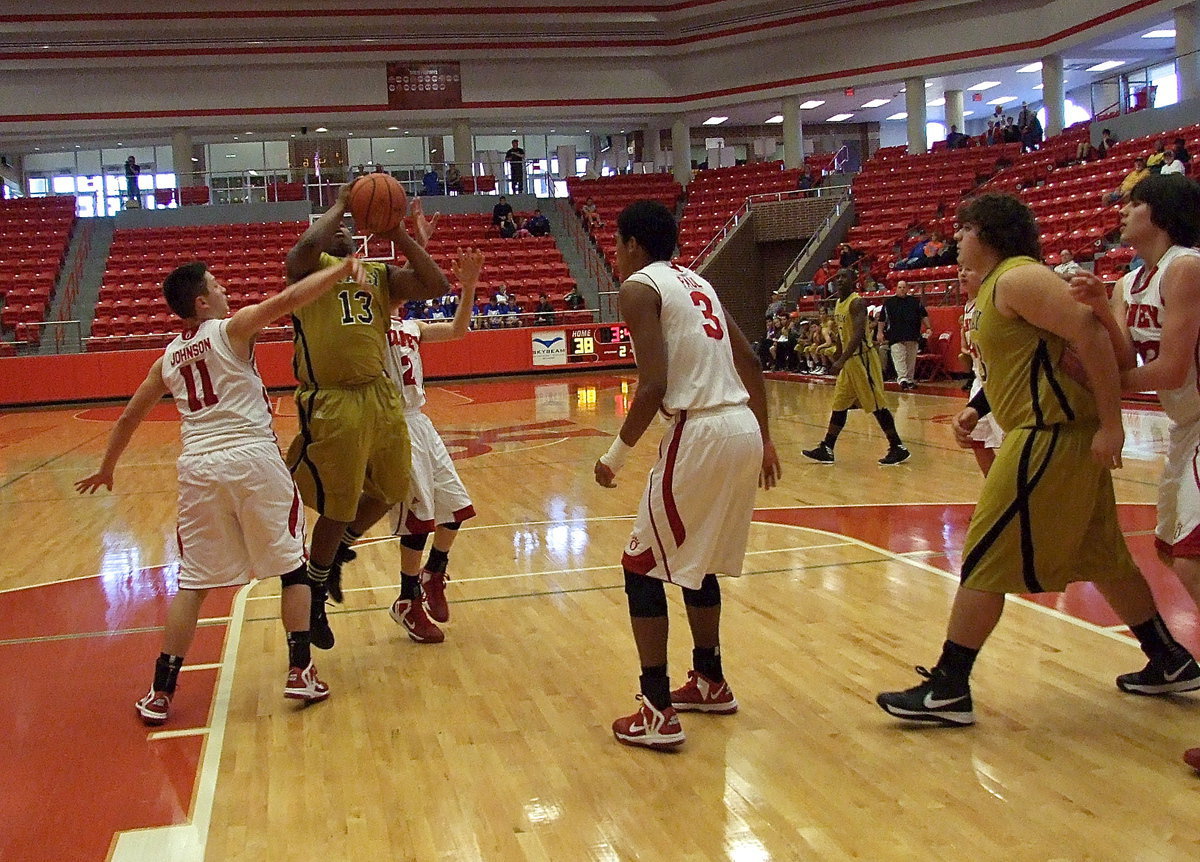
[
  {"x1": 342, "y1": 256, "x2": 367, "y2": 285},
  {"x1": 75, "y1": 471, "x2": 113, "y2": 494},
  {"x1": 410, "y1": 198, "x2": 440, "y2": 247},
  {"x1": 1068, "y1": 272, "x2": 1110, "y2": 317},
  {"x1": 336, "y1": 179, "x2": 359, "y2": 209},
  {"x1": 951, "y1": 407, "x2": 979, "y2": 449},
  {"x1": 1091, "y1": 423, "x2": 1124, "y2": 470},
  {"x1": 594, "y1": 459, "x2": 617, "y2": 488},
  {"x1": 760, "y1": 440, "x2": 781, "y2": 490},
  {"x1": 451, "y1": 248, "x2": 484, "y2": 285}
]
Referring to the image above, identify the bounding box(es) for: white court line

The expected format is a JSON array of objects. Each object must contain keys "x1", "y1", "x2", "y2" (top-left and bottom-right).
[
  {"x1": 148, "y1": 728, "x2": 210, "y2": 741},
  {"x1": 430, "y1": 387, "x2": 475, "y2": 404},
  {"x1": 180, "y1": 663, "x2": 221, "y2": 673}
]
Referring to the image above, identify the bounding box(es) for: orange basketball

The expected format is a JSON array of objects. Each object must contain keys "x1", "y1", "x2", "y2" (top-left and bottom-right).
[{"x1": 348, "y1": 174, "x2": 407, "y2": 235}]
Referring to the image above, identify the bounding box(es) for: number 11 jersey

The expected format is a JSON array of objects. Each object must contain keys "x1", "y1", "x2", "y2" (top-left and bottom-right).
[
  {"x1": 162, "y1": 318, "x2": 277, "y2": 455},
  {"x1": 623, "y1": 260, "x2": 749, "y2": 415}
]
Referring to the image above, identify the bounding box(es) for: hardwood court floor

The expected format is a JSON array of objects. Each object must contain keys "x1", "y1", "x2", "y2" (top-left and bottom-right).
[{"x1": 2, "y1": 372, "x2": 1198, "y2": 861}]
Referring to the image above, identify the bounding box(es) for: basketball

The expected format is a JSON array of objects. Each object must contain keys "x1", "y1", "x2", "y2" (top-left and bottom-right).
[{"x1": 348, "y1": 174, "x2": 407, "y2": 235}]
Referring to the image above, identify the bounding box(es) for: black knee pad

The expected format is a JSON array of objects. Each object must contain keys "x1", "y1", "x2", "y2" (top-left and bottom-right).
[
  {"x1": 400, "y1": 533, "x2": 429, "y2": 551},
  {"x1": 280, "y1": 565, "x2": 308, "y2": 588},
  {"x1": 682, "y1": 573, "x2": 721, "y2": 608},
  {"x1": 439, "y1": 521, "x2": 461, "y2": 532},
  {"x1": 624, "y1": 569, "x2": 668, "y2": 618}
]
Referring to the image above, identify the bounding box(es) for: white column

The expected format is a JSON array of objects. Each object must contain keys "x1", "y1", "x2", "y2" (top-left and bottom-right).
[
  {"x1": 171, "y1": 129, "x2": 194, "y2": 186},
  {"x1": 944, "y1": 90, "x2": 964, "y2": 135},
  {"x1": 1177, "y1": 3, "x2": 1200, "y2": 103},
  {"x1": 905, "y1": 76, "x2": 927, "y2": 155},
  {"x1": 671, "y1": 116, "x2": 691, "y2": 187},
  {"x1": 782, "y1": 95, "x2": 803, "y2": 169},
  {"x1": 452, "y1": 118, "x2": 473, "y2": 174},
  {"x1": 1041, "y1": 54, "x2": 1065, "y2": 137},
  {"x1": 643, "y1": 125, "x2": 661, "y2": 169}
]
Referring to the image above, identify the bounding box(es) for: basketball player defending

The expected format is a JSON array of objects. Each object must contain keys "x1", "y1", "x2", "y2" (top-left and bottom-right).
[
  {"x1": 877, "y1": 194, "x2": 1200, "y2": 728},
  {"x1": 384, "y1": 248, "x2": 484, "y2": 643},
  {"x1": 76, "y1": 257, "x2": 366, "y2": 724},
  {"x1": 1068, "y1": 174, "x2": 1200, "y2": 770},
  {"x1": 802, "y1": 271, "x2": 911, "y2": 465},
  {"x1": 594, "y1": 200, "x2": 781, "y2": 750},
  {"x1": 285, "y1": 182, "x2": 448, "y2": 650}
]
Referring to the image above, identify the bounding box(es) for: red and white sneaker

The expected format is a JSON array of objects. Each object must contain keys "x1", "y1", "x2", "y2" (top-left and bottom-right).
[
  {"x1": 611, "y1": 695, "x2": 686, "y2": 750},
  {"x1": 670, "y1": 670, "x2": 738, "y2": 714},
  {"x1": 136, "y1": 689, "x2": 171, "y2": 726},
  {"x1": 421, "y1": 569, "x2": 450, "y2": 623},
  {"x1": 284, "y1": 662, "x2": 331, "y2": 702},
  {"x1": 1185, "y1": 748, "x2": 1200, "y2": 771},
  {"x1": 390, "y1": 596, "x2": 445, "y2": 643}
]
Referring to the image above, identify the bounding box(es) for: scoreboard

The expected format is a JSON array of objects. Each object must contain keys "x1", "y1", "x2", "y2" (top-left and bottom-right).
[{"x1": 567, "y1": 324, "x2": 634, "y2": 363}]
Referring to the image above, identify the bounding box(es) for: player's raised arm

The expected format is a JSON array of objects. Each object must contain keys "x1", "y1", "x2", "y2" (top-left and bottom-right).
[
  {"x1": 286, "y1": 180, "x2": 357, "y2": 282},
  {"x1": 383, "y1": 208, "x2": 451, "y2": 305},
  {"x1": 420, "y1": 248, "x2": 484, "y2": 344},
  {"x1": 75, "y1": 358, "x2": 170, "y2": 494},
  {"x1": 1069, "y1": 270, "x2": 1137, "y2": 370}
]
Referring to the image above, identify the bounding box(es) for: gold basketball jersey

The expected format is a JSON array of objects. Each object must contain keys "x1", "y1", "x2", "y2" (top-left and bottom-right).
[{"x1": 833, "y1": 291, "x2": 873, "y2": 353}]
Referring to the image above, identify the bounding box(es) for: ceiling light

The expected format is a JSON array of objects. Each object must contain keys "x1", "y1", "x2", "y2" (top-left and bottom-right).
[
  {"x1": 404, "y1": 130, "x2": 410, "y2": 135},
  {"x1": 968, "y1": 81, "x2": 1001, "y2": 91},
  {"x1": 1087, "y1": 60, "x2": 1125, "y2": 72},
  {"x1": 987, "y1": 96, "x2": 1019, "y2": 105},
  {"x1": 585, "y1": 129, "x2": 591, "y2": 133},
  {"x1": 927, "y1": 98, "x2": 946, "y2": 107},
  {"x1": 244, "y1": 131, "x2": 253, "y2": 135},
  {"x1": 827, "y1": 113, "x2": 854, "y2": 122},
  {"x1": 233, "y1": 135, "x2": 239, "y2": 139},
  {"x1": 191, "y1": 157, "x2": 199, "y2": 162},
  {"x1": 315, "y1": 126, "x2": 328, "y2": 132},
  {"x1": 550, "y1": 129, "x2": 556, "y2": 132},
  {"x1": 225, "y1": 154, "x2": 237, "y2": 158},
  {"x1": 765, "y1": 115, "x2": 784, "y2": 124},
  {"x1": 1017, "y1": 62, "x2": 1042, "y2": 73},
  {"x1": 290, "y1": 134, "x2": 295, "y2": 138},
  {"x1": 799, "y1": 100, "x2": 825, "y2": 110},
  {"x1": 1033, "y1": 83, "x2": 1044, "y2": 90},
  {"x1": 886, "y1": 112, "x2": 908, "y2": 121},
  {"x1": 861, "y1": 99, "x2": 891, "y2": 108},
  {"x1": 386, "y1": 148, "x2": 396, "y2": 153},
  {"x1": 1143, "y1": 29, "x2": 1175, "y2": 38},
  {"x1": 348, "y1": 132, "x2": 354, "y2": 135},
  {"x1": 703, "y1": 116, "x2": 728, "y2": 125},
  {"x1": 387, "y1": 126, "x2": 399, "y2": 130},
  {"x1": 962, "y1": 111, "x2": 975, "y2": 117}
]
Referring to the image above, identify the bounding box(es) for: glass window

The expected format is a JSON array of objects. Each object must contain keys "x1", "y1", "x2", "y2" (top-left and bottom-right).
[
  {"x1": 52, "y1": 176, "x2": 77, "y2": 194},
  {"x1": 28, "y1": 177, "x2": 49, "y2": 196}
]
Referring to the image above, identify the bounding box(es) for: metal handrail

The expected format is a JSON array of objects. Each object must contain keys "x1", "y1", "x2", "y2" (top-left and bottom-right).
[{"x1": 774, "y1": 187, "x2": 853, "y2": 293}]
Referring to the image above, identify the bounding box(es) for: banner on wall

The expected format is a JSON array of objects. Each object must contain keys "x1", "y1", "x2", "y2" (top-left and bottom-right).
[{"x1": 387, "y1": 62, "x2": 463, "y2": 109}]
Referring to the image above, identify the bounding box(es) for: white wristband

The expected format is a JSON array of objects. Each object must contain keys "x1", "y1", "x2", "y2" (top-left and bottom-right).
[{"x1": 599, "y1": 437, "x2": 633, "y2": 472}]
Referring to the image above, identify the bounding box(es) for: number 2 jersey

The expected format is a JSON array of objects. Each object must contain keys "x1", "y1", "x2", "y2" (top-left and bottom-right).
[
  {"x1": 383, "y1": 317, "x2": 426, "y2": 411},
  {"x1": 161, "y1": 318, "x2": 277, "y2": 455},
  {"x1": 1121, "y1": 245, "x2": 1200, "y2": 426},
  {"x1": 622, "y1": 261, "x2": 749, "y2": 414}
]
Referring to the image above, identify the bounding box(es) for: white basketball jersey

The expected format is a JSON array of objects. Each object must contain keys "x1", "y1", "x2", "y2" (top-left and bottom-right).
[
  {"x1": 961, "y1": 299, "x2": 985, "y2": 379},
  {"x1": 1124, "y1": 245, "x2": 1200, "y2": 425},
  {"x1": 625, "y1": 261, "x2": 749, "y2": 414},
  {"x1": 384, "y1": 317, "x2": 426, "y2": 412},
  {"x1": 161, "y1": 318, "x2": 276, "y2": 455}
]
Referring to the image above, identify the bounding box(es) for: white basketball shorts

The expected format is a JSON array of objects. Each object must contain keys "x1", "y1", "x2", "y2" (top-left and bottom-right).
[
  {"x1": 176, "y1": 440, "x2": 306, "y2": 590},
  {"x1": 969, "y1": 378, "x2": 1005, "y2": 450},
  {"x1": 622, "y1": 405, "x2": 762, "y2": 590},
  {"x1": 1157, "y1": 418, "x2": 1200, "y2": 559},
  {"x1": 391, "y1": 411, "x2": 475, "y2": 536}
]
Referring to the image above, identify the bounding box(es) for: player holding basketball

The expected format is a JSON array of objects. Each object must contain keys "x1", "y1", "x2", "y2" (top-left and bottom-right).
[
  {"x1": 877, "y1": 193, "x2": 1199, "y2": 728},
  {"x1": 383, "y1": 248, "x2": 484, "y2": 643},
  {"x1": 1067, "y1": 174, "x2": 1200, "y2": 770},
  {"x1": 76, "y1": 256, "x2": 367, "y2": 724},
  {"x1": 285, "y1": 181, "x2": 448, "y2": 649},
  {"x1": 594, "y1": 200, "x2": 781, "y2": 750},
  {"x1": 801, "y1": 270, "x2": 911, "y2": 465}
]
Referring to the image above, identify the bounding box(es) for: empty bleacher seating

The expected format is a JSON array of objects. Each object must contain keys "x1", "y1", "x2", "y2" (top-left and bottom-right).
[{"x1": 0, "y1": 196, "x2": 77, "y2": 345}]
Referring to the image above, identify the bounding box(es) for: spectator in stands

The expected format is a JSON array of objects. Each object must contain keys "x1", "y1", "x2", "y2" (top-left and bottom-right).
[
  {"x1": 485, "y1": 292, "x2": 507, "y2": 328},
  {"x1": 440, "y1": 288, "x2": 458, "y2": 317},
  {"x1": 492, "y1": 196, "x2": 513, "y2": 226},
  {"x1": 505, "y1": 138, "x2": 525, "y2": 194},
  {"x1": 1106, "y1": 157, "x2": 1149, "y2": 204},
  {"x1": 426, "y1": 297, "x2": 449, "y2": 320},
  {"x1": 1077, "y1": 128, "x2": 1115, "y2": 162},
  {"x1": 1002, "y1": 116, "x2": 1020, "y2": 144},
  {"x1": 1022, "y1": 113, "x2": 1043, "y2": 152},
  {"x1": 524, "y1": 207, "x2": 551, "y2": 237},
  {"x1": 1017, "y1": 102, "x2": 1033, "y2": 132},
  {"x1": 469, "y1": 298, "x2": 485, "y2": 330},
  {"x1": 421, "y1": 167, "x2": 442, "y2": 196},
  {"x1": 1053, "y1": 248, "x2": 1083, "y2": 279},
  {"x1": 124, "y1": 156, "x2": 141, "y2": 205},
  {"x1": 504, "y1": 300, "x2": 523, "y2": 327},
  {"x1": 1160, "y1": 150, "x2": 1185, "y2": 177},
  {"x1": 811, "y1": 260, "x2": 834, "y2": 297},
  {"x1": 984, "y1": 121, "x2": 998, "y2": 146},
  {"x1": 582, "y1": 197, "x2": 603, "y2": 231},
  {"x1": 1173, "y1": 137, "x2": 1191, "y2": 172},
  {"x1": 946, "y1": 125, "x2": 968, "y2": 150},
  {"x1": 533, "y1": 293, "x2": 556, "y2": 326},
  {"x1": 1146, "y1": 139, "x2": 1170, "y2": 174},
  {"x1": 894, "y1": 234, "x2": 934, "y2": 270},
  {"x1": 564, "y1": 284, "x2": 585, "y2": 310},
  {"x1": 499, "y1": 213, "x2": 519, "y2": 239},
  {"x1": 373, "y1": 164, "x2": 387, "y2": 174},
  {"x1": 445, "y1": 164, "x2": 462, "y2": 194},
  {"x1": 838, "y1": 242, "x2": 864, "y2": 271}
]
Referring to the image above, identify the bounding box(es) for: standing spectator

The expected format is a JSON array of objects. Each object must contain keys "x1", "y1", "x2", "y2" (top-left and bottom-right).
[
  {"x1": 1002, "y1": 117, "x2": 1021, "y2": 144},
  {"x1": 445, "y1": 164, "x2": 462, "y2": 194},
  {"x1": 124, "y1": 156, "x2": 141, "y2": 206},
  {"x1": 505, "y1": 138, "x2": 525, "y2": 194},
  {"x1": 881, "y1": 280, "x2": 931, "y2": 390},
  {"x1": 492, "y1": 195, "x2": 513, "y2": 226},
  {"x1": 1052, "y1": 248, "x2": 1083, "y2": 279}
]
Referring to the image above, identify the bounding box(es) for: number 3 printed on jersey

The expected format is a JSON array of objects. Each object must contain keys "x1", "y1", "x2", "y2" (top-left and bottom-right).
[{"x1": 689, "y1": 290, "x2": 725, "y2": 340}]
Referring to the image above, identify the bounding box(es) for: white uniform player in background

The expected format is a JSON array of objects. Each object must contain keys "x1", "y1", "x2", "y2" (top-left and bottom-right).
[
  {"x1": 383, "y1": 248, "x2": 484, "y2": 645},
  {"x1": 77, "y1": 256, "x2": 365, "y2": 725},
  {"x1": 957, "y1": 265, "x2": 1005, "y2": 475},
  {"x1": 1067, "y1": 173, "x2": 1200, "y2": 772},
  {"x1": 594, "y1": 200, "x2": 781, "y2": 751}
]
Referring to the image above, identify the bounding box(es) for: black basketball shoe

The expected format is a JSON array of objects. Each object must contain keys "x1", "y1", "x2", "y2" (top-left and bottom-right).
[
  {"x1": 802, "y1": 442, "x2": 835, "y2": 463},
  {"x1": 876, "y1": 666, "x2": 975, "y2": 727},
  {"x1": 1116, "y1": 656, "x2": 1200, "y2": 695}
]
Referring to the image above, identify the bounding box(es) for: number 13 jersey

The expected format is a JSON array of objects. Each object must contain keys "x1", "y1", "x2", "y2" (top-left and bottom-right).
[
  {"x1": 162, "y1": 318, "x2": 277, "y2": 455},
  {"x1": 623, "y1": 261, "x2": 749, "y2": 414}
]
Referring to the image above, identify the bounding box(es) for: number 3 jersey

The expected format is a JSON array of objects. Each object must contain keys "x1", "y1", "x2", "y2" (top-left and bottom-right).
[
  {"x1": 1122, "y1": 245, "x2": 1200, "y2": 425},
  {"x1": 623, "y1": 261, "x2": 749, "y2": 414},
  {"x1": 384, "y1": 317, "x2": 426, "y2": 412},
  {"x1": 162, "y1": 318, "x2": 277, "y2": 455}
]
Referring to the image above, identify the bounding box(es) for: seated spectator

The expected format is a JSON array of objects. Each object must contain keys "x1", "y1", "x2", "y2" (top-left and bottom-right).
[
  {"x1": 492, "y1": 196, "x2": 513, "y2": 226},
  {"x1": 524, "y1": 207, "x2": 551, "y2": 237},
  {"x1": 582, "y1": 197, "x2": 603, "y2": 230},
  {"x1": 1146, "y1": 139, "x2": 1169, "y2": 174},
  {"x1": 469, "y1": 299, "x2": 484, "y2": 330},
  {"x1": 494, "y1": 285, "x2": 511, "y2": 306},
  {"x1": 504, "y1": 301, "x2": 523, "y2": 327},
  {"x1": 426, "y1": 297, "x2": 449, "y2": 320},
  {"x1": 445, "y1": 164, "x2": 462, "y2": 194},
  {"x1": 1160, "y1": 150, "x2": 1185, "y2": 176},
  {"x1": 838, "y1": 242, "x2": 864, "y2": 270},
  {"x1": 893, "y1": 235, "x2": 930, "y2": 270},
  {"x1": 1105, "y1": 157, "x2": 1148, "y2": 203},
  {"x1": 533, "y1": 293, "x2": 556, "y2": 325},
  {"x1": 811, "y1": 260, "x2": 834, "y2": 297},
  {"x1": 1077, "y1": 127, "x2": 1115, "y2": 162},
  {"x1": 946, "y1": 125, "x2": 968, "y2": 150},
  {"x1": 440, "y1": 289, "x2": 458, "y2": 317},
  {"x1": 485, "y1": 293, "x2": 508, "y2": 328},
  {"x1": 499, "y1": 214, "x2": 519, "y2": 238},
  {"x1": 1173, "y1": 137, "x2": 1191, "y2": 172},
  {"x1": 1052, "y1": 248, "x2": 1083, "y2": 279},
  {"x1": 563, "y1": 285, "x2": 585, "y2": 310}
]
